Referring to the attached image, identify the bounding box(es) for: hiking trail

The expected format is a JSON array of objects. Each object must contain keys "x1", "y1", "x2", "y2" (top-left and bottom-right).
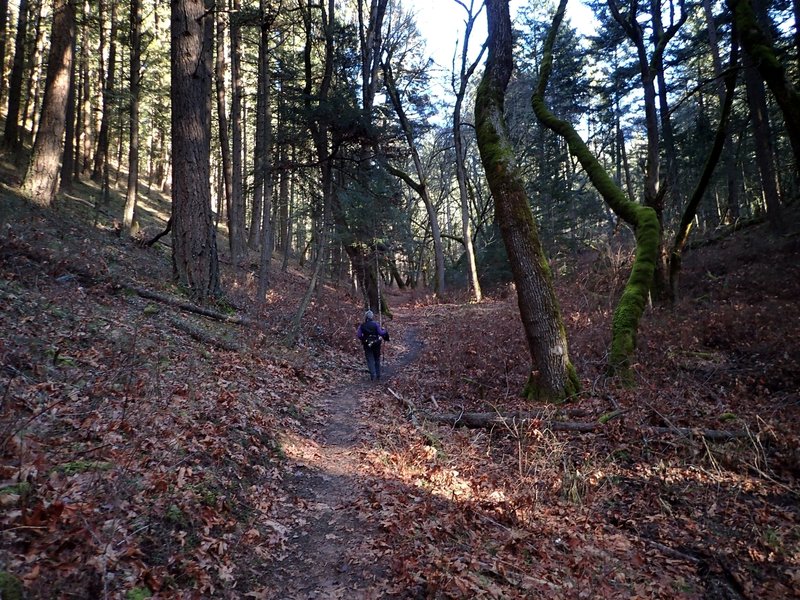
[{"x1": 266, "y1": 319, "x2": 423, "y2": 599}]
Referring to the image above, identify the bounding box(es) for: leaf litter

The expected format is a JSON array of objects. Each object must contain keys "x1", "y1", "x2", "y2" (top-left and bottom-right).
[{"x1": 1, "y1": 196, "x2": 799, "y2": 598}]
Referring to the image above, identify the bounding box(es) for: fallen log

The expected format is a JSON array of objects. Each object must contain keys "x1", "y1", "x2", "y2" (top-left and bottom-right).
[
  {"x1": 168, "y1": 317, "x2": 243, "y2": 353},
  {"x1": 410, "y1": 405, "x2": 745, "y2": 441},
  {"x1": 128, "y1": 285, "x2": 253, "y2": 326},
  {"x1": 426, "y1": 411, "x2": 597, "y2": 432}
]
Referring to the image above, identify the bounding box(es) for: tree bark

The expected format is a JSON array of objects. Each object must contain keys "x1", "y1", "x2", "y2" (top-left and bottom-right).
[
  {"x1": 170, "y1": 0, "x2": 220, "y2": 301},
  {"x1": 742, "y1": 55, "x2": 783, "y2": 229},
  {"x1": 79, "y1": 12, "x2": 92, "y2": 175},
  {"x1": 0, "y1": 0, "x2": 7, "y2": 107},
  {"x1": 2, "y1": 0, "x2": 29, "y2": 153},
  {"x1": 229, "y1": 0, "x2": 247, "y2": 261},
  {"x1": 532, "y1": 0, "x2": 659, "y2": 381},
  {"x1": 476, "y1": 0, "x2": 580, "y2": 402},
  {"x1": 20, "y1": 0, "x2": 75, "y2": 206},
  {"x1": 729, "y1": 0, "x2": 800, "y2": 171},
  {"x1": 123, "y1": 0, "x2": 142, "y2": 235},
  {"x1": 60, "y1": 32, "x2": 78, "y2": 192},
  {"x1": 92, "y1": 1, "x2": 116, "y2": 184},
  {"x1": 607, "y1": 0, "x2": 687, "y2": 299},
  {"x1": 256, "y1": 4, "x2": 274, "y2": 304},
  {"x1": 452, "y1": 0, "x2": 485, "y2": 303},
  {"x1": 215, "y1": 8, "x2": 234, "y2": 253}
]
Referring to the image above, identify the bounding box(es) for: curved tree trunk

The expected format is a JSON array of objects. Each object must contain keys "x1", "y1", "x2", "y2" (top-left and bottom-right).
[
  {"x1": 475, "y1": 0, "x2": 579, "y2": 402},
  {"x1": 20, "y1": 0, "x2": 75, "y2": 206},
  {"x1": 607, "y1": 0, "x2": 687, "y2": 300},
  {"x1": 703, "y1": 0, "x2": 740, "y2": 223},
  {"x1": 170, "y1": 0, "x2": 220, "y2": 301},
  {"x1": 383, "y1": 61, "x2": 446, "y2": 296},
  {"x1": 532, "y1": 0, "x2": 658, "y2": 381},
  {"x1": 669, "y1": 38, "x2": 739, "y2": 300}
]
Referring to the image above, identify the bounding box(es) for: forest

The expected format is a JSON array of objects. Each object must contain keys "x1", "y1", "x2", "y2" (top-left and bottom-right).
[{"x1": 0, "y1": 0, "x2": 798, "y2": 597}]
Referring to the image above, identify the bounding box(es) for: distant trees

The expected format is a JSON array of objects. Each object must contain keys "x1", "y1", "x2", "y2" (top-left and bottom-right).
[{"x1": 0, "y1": 0, "x2": 796, "y2": 380}]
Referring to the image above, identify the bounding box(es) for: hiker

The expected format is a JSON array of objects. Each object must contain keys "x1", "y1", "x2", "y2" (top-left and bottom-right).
[{"x1": 357, "y1": 310, "x2": 389, "y2": 381}]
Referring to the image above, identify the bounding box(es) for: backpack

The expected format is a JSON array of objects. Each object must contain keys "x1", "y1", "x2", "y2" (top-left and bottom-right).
[{"x1": 362, "y1": 321, "x2": 381, "y2": 348}]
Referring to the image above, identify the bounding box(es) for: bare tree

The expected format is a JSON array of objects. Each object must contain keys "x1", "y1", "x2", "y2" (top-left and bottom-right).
[{"x1": 451, "y1": 0, "x2": 486, "y2": 302}]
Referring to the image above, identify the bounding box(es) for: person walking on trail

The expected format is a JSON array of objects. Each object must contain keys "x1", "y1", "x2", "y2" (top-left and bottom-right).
[{"x1": 357, "y1": 310, "x2": 389, "y2": 381}]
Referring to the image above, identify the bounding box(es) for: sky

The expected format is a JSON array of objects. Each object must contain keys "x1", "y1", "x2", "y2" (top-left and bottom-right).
[{"x1": 403, "y1": 0, "x2": 598, "y2": 106}]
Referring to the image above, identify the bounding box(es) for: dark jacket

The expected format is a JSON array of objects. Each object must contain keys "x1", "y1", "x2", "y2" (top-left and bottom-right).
[{"x1": 357, "y1": 319, "x2": 389, "y2": 346}]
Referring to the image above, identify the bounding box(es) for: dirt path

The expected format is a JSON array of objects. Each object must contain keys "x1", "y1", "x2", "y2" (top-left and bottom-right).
[{"x1": 266, "y1": 326, "x2": 423, "y2": 599}]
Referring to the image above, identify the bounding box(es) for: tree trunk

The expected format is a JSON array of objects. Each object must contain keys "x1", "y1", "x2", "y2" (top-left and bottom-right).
[
  {"x1": 476, "y1": 0, "x2": 580, "y2": 402},
  {"x1": 123, "y1": 0, "x2": 142, "y2": 235},
  {"x1": 669, "y1": 38, "x2": 739, "y2": 300},
  {"x1": 215, "y1": 7, "x2": 233, "y2": 250},
  {"x1": 703, "y1": 0, "x2": 740, "y2": 223},
  {"x1": 59, "y1": 31, "x2": 78, "y2": 192},
  {"x1": 2, "y1": 0, "x2": 28, "y2": 153},
  {"x1": 228, "y1": 0, "x2": 247, "y2": 261},
  {"x1": 20, "y1": 0, "x2": 75, "y2": 206},
  {"x1": 25, "y1": 0, "x2": 46, "y2": 139},
  {"x1": 170, "y1": 0, "x2": 220, "y2": 301},
  {"x1": 0, "y1": 0, "x2": 7, "y2": 107},
  {"x1": 533, "y1": 0, "x2": 659, "y2": 381},
  {"x1": 92, "y1": 1, "x2": 116, "y2": 183},
  {"x1": 742, "y1": 56, "x2": 782, "y2": 229},
  {"x1": 607, "y1": 0, "x2": 687, "y2": 299},
  {"x1": 79, "y1": 14, "x2": 92, "y2": 175},
  {"x1": 453, "y1": 0, "x2": 485, "y2": 303},
  {"x1": 729, "y1": 0, "x2": 800, "y2": 171},
  {"x1": 256, "y1": 7, "x2": 274, "y2": 304}
]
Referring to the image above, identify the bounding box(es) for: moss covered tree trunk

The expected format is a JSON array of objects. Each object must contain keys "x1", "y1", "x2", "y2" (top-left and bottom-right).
[
  {"x1": 475, "y1": 0, "x2": 579, "y2": 403},
  {"x1": 532, "y1": 0, "x2": 659, "y2": 381}
]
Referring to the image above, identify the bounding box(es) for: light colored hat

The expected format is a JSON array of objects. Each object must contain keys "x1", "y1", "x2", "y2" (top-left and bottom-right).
[{"x1": 365, "y1": 310, "x2": 374, "y2": 320}]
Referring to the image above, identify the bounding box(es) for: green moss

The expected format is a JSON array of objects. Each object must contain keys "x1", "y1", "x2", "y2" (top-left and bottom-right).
[
  {"x1": 0, "y1": 572, "x2": 23, "y2": 600},
  {"x1": 166, "y1": 504, "x2": 186, "y2": 527},
  {"x1": 0, "y1": 482, "x2": 32, "y2": 496},
  {"x1": 126, "y1": 588, "x2": 153, "y2": 600},
  {"x1": 533, "y1": 3, "x2": 659, "y2": 382},
  {"x1": 55, "y1": 460, "x2": 113, "y2": 475}
]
